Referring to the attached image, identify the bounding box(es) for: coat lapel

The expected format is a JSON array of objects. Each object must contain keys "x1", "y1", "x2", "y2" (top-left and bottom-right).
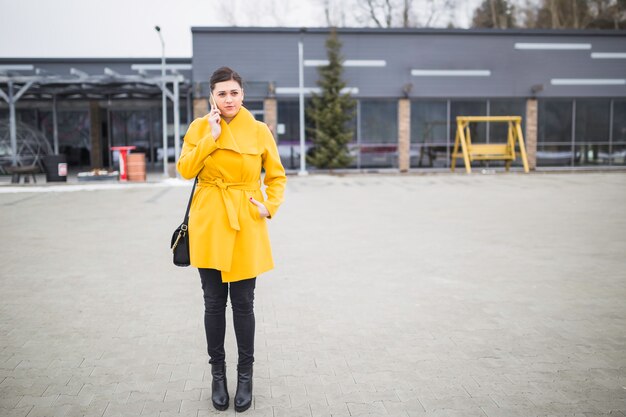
[
  {"x1": 219, "y1": 107, "x2": 260, "y2": 155},
  {"x1": 218, "y1": 120, "x2": 241, "y2": 153}
]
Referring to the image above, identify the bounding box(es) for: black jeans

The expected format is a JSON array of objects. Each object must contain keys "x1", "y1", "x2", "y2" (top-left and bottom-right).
[{"x1": 199, "y1": 268, "x2": 256, "y2": 367}]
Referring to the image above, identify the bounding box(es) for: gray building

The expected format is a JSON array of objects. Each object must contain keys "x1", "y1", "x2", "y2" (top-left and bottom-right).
[
  {"x1": 2, "y1": 27, "x2": 626, "y2": 174},
  {"x1": 0, "y1": 58, "x2": 193, "y2": 172},
  {"x1": 192, "y1": 27, "x2": 626, "y2": 171}
]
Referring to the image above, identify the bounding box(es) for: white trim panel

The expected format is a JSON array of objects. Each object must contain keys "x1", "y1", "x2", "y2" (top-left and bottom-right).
[
  {"x1": 304, "y1": 60, "x2": 328, "y2": 67},
  {"x1": 275, "y1": 87, "x2": 359, "y2": 95},
  {"x1": 131, "y1": 64, "x2": 193, "y2": 71},
  {"x1": 591, "y1": 52, "x2": 626, "y2": 59},
  {"x1": 0, "y1": 65, "x2": 35, "y2": 71},
  {"x1": 411, "y1": 69, "x2": 491, "y2": 77},
  {"x1": 304, "y1": 59, "x2": 386, "y2": 67},
  {"x1": 551, "y1": 78, "x2": 626, "y2": 86},
  {"x1": 515, "y1": 43, "x2": 591, "y2": 50}
]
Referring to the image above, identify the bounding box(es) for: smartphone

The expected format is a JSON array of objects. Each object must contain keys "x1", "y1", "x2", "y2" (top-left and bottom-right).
[{"x1": 209, "y1": 91, "x2": 217, "y2": 111}]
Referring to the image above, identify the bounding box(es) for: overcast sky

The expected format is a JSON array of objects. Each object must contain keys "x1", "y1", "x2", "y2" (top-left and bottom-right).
[{"x1": 0, "y1": 0, "x2": 482, "y2": 58}]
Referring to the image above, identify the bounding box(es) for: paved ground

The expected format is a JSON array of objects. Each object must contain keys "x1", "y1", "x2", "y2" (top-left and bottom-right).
[{"x1": 1, "y1": 172, "x2": 625, "y2": 417}]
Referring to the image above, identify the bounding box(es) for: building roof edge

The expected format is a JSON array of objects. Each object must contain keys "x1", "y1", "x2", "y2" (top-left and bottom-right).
[
  {"x1": 0, "y1": 57, "x2": 192, "y2": 64},
  {"x1": 191, "y1": 26, "x2": 626, "y2": 36}
]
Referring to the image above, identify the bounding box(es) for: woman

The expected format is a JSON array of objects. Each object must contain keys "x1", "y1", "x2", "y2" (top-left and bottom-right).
[{"x1": 177, "y1": 66, "x2": 286, "y2": 412}]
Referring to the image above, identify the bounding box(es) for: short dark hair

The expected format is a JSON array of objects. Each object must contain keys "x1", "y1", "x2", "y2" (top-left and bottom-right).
[{"x1": 210, "y1": 67, "x2": 243, "y2": 91}]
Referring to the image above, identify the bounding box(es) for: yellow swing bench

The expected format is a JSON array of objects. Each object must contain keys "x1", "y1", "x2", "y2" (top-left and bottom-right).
[{"x1": 451, "y1": 116, "x2": 529, "y2": 174}]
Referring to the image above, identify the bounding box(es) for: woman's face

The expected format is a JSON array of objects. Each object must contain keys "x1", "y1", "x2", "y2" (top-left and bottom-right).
[{"x1": 212, "y1": 79, "x2": 244, "y2": 122}]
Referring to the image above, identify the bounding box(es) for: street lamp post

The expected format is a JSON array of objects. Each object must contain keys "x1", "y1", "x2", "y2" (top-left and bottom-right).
[
  {"x1": 298, "y1": 28, "x2": 308, "y2": 175},
  {"x1": 155, "y1": 26, "x2": 168, "y2": 177}
]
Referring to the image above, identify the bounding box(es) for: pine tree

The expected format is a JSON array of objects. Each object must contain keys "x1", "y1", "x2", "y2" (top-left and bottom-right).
[
  {"x1": 471, "y1": 0, "x2": 517, "y2": 28},
  {"x1": 307, "y1": 28, "x2": 356, "y2": 170}
]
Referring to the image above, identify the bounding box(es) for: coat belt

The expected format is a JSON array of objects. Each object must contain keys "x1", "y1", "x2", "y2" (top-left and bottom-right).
[{"x1": 198, "y1": 178, "x2": 261, "y2": 231}]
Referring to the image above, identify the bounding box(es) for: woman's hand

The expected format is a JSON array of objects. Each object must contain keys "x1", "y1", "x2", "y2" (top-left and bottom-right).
[
  {"x1": 207, "y1": 106, "x2": 221, "y2": 139},
  {"x1": 249, "y1": 197, "x2": 270, "y2": 218}
]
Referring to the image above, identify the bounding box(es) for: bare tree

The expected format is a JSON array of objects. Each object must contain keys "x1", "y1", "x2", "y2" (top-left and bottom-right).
[
  {"x1": 489, "y1": 0, "x2": 500, "y2": 27},
  {"x1": 216, "y1": 0, "x2": 305, "y2": 26},
  {"x1": 352, "y1": 0, "x2": 456, "y2": 27},
  {"x1": 522, "y1": 0, "x2": 625, "y2": 29},
  {"x1": 321, "y1": 0, "x2": 358, "y2": 26},
  {"x1": 402, "y1": 0, "x2": 412, "y2": 27},
  {"x1": 472, "y1": 0, "x2": 518, "y2": 28}
]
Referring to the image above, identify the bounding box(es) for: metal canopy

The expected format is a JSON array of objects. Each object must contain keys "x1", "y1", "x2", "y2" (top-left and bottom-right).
[
  {"x1": 0, "y1": 68, "x2": 190, "y2": 99},
  {"x1": 0, "y1": 65, "x2": 191, "y2": 171}
]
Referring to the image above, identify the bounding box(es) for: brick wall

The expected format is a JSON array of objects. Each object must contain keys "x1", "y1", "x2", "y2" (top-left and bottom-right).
[
  {"x1": 398, "y1": 99, "x2": 410, "y2": 172},
  {"x1": 525, "y1": 99, "x2": 537, "y2": 170}
]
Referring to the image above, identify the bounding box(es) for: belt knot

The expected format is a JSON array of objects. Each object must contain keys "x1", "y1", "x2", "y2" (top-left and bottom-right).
[{"x1": 213, "y1": 178, "x2": 228, "y2": 190}]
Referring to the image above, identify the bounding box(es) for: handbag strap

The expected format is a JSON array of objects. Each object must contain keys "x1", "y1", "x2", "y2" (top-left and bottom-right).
[{"x1": 182, "y1": 177, "x2": 198, "y2": 225}]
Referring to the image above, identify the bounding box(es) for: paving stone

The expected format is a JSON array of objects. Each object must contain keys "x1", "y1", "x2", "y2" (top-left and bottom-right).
[
  {"x1": 0, "y1": 395, "x2": 23, "y2": 409},
  {"x1": 382, "y1": 399, "x2": 412, "y2": 416},
  {"x1": 347, "y1": 401, "x2": 388, "y2": 415},
  {"x1": 273, "y1": 404, "x2": 313, "y2": 417},
  {"x1": 309, "y1": 402, "x2": 350, "y2": 417},
  {"x1": 425, "y1": 407, "x2": 488, "y2": 417},
  {"x1": 254, "y1": 393, "x2": 290, "y2": 409},
  {"x1": 0, "y1": 407, "x2": 33, "y2": 417},
  {"x1": 54, "y1": 392, "x2": 94, "y2": 407},
  {"x1": 164, "y1": 388, "x2": 201, "y2": 402},
  {"x1": 102, "y1": 401, "x2": 145, "y2": 417},
  {"x1": 305, "y1": 382, "x2": 342, "y2": 396},
  {"x1": 234, "y1": 407, "x2": 273, "y2": 417},
  {"x1": 64, "y1": 403, "x2": 109, "y2": 417},
  {"x1": 0, "y1": 379, "x2": 48, "y2": 394},
  {"x1": 179, "y1": 399, "x2": 212, "y2": 413},
  {"x1": 325, "y1": 391, "x2": 367, "y2": 406},
  {"x1": 271, "y1": 382, "x2": 306, "y2": 397},
  {"x1": 1, "y1": 174, "x2": 626, "y2": 417},
  {"x1": 487, "y1": 393, "x2": 535, "y2": 408},
  {"x1": 149, "y1": 379, "x2": 188, "y2": 392},
  {"x1": 418, "y1": 395, "x2": 491, "y2": 412},
  {"x1": 140, "y1": 399, "x2": 181, "y2": 415},
  {"x1": 289, "y1": 392, "x2": 328, "y2": 407},
  {"x1": 339, "y1": 382, "x2": 377, "y2": 394},
  {"x1": 43, "y1": 383, "x2": 84, "y2": 396},
  {"x1": 15, "y1": 395, "x2": 58, "y2": 408},
  {"x1": 91, "y1": 390, "x2": 131, "y2": 405},
  {"x1": 480, "y1": 405, "x2": 534, "y2": 417},
  {"x1": 24, "y1": 405, "x2": 74, "y2": 417},
  {"x1": 128, "y1": 391, "x2": 167, "y2": 403},
  {"x1": 158, "y1": 411, "x2": 200, "y2": 417}
]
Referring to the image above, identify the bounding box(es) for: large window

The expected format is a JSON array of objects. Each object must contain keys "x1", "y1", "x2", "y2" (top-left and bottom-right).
[
  {"x1": 575, "y1": 99, "x2": 610, "y2": 143},
  {"x1": 537, "y1": 99, "x2": 620, "y2": 167},
  {"x1": 245, "y1": 101, "x2": 264, "y2": 122},
  {"x1": 574, "y1": 99, "x2": 611, "y2": 166},
  {"x1": 612, "y1": 100, "x2": 626, "y2": 166},
  {"x1": 111, "y1": 109, "x2": 154, "y2": 166},
  {"x1": 538, "y1": 100, "x2": 574, "y2": 167},
  {"x1": 488, "y1": 99, "x2": 527, "y2": 168},
  {"x1": 450, "y1": 100, "x2": 487, "y2": 144},
  {"x1": 358, "y1": 100, "x2": 398, "y2": 168},
  {"x1": 359, "y1": 100, "x2": 397, "y2": 144},
  {"x1": 411, "y1": 101, "x2": 448, "y2": 145},
  {"x1": 489, "y1": 99, "x2": 526, "y2": 143},
  {"x1": 276, "y1": 99, "x2": 315, "y2": 170},
  {"x1": 40, "y1": 109, "x2": 91, "y2": 168},
  {"x1": 539, "y1": 100, "x2": 573, "y2": 144},
  {"x1": 410, "y1": 99, "x2": 527, "y2": 169},
  {"x1": 410, "y1": 100, "x2": 448, "y2": 168}
]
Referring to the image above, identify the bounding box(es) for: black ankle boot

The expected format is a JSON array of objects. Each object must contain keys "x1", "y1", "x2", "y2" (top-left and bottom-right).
[
  {"x1": 234, "y1": 365, "x2": 253, "y2": 412},
  {"x1": 211, "y1": 363, "x2": 229, "y2": 411}
]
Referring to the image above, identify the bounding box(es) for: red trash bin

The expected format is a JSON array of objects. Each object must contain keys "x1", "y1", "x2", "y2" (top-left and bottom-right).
[{"x1": 111, "y1": 146, "x2": 136, "y2": 182}]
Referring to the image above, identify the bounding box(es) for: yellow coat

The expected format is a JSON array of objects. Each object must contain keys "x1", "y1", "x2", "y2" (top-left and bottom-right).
[{"x1": 177, "y1": 107, "x2": 286, "y2": 282}]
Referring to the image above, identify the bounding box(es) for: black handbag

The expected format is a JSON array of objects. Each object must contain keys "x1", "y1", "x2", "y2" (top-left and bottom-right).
[{"x1": 171, "y1": 178, "x2": 197, "y2": 267}]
